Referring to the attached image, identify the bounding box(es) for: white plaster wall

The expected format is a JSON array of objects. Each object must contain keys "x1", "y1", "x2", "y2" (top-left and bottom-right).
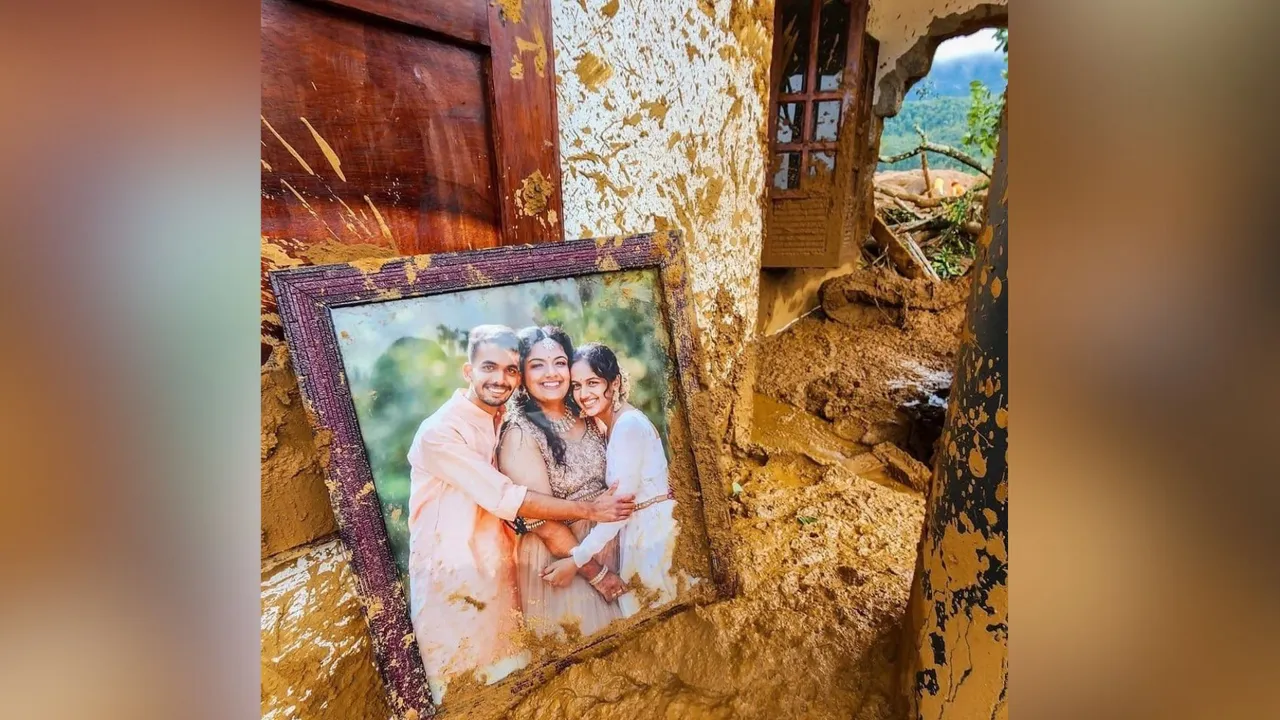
[
  {"x1": 552, "y1": 0, "x2": 774, "y2": 379},
  {"x1": 867, "y1": 0, "x2": 1008, "y2": 113}
]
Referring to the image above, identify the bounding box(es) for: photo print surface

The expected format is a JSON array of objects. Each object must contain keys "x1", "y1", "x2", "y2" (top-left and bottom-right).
[{"x1": 330, "y1": 268, "x2": 710, "y2": 707}]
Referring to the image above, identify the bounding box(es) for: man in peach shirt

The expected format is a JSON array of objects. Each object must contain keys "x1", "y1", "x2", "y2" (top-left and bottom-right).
[{"x1": 406, "y1": 325, "x2": 635, "y2": 705}]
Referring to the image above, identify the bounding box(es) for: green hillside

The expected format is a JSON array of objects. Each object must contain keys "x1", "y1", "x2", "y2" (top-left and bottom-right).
[{"x1": 878, "y1": 96, "x2": 987, "y2": 173}]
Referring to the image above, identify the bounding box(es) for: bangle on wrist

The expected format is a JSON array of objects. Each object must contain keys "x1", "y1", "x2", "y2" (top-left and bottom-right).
[{"x1": 587, "y1": 566, "x2": 609, "y2": 586}]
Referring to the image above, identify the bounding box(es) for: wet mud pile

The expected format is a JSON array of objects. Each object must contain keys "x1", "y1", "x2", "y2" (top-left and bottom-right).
[{"x1": 756, "y1": 266, "x2": 967, "y2": 467}]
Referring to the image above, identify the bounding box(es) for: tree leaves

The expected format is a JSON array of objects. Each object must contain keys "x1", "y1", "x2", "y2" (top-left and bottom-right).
[{"x1": 961, "y1": 80, "x2": 1003, "y2": 159}]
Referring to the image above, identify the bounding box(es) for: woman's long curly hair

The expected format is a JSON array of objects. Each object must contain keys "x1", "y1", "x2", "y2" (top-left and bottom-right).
[{"x1": 515, "y1": 325, "x2": 579, "y2": 467}]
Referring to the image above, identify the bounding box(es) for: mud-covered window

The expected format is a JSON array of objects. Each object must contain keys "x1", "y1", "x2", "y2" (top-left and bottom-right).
[{"x1": 768, "y1": 0, "x2": 854, "y2": 192}]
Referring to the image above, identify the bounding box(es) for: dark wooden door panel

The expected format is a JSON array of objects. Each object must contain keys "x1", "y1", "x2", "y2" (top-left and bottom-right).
[
  {"x1": 312, "y1": 0, "x2": 489, "y2": 45},
  {"x1": 487, "y1": 0, "x2": 564, "y2": 244},
  {"x1": 262, "y1": 0, "x2": 500, "y2": 254},
  {"x1": 261, "y1": 0, "x2": 564, "y2": 350}
]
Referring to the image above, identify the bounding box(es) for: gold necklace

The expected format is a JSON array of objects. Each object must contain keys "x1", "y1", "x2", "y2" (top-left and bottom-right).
[{"x1": 547, "y1": 412, "x2": 576, "y2": 435}]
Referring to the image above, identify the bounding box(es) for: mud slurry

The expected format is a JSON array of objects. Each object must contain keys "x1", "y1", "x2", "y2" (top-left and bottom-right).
[
  {"x1": 508, "y1": 443, "x2": 923, "y2": 720},
  {"x1": 755, "y1": 274, "x2": 965, "y2": 451}
]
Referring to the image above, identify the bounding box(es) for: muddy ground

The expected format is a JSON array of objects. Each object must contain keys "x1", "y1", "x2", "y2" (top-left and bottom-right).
[{"x1": 757, "y1": 267, "x2": 967, "y2": 461}]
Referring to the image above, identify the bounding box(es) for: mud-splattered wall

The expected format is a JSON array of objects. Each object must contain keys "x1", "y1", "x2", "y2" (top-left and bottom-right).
[
  {"x1": 900, "y1": 101, "x2": 1007, "y2": 720},
  {"x1": 552, "y1": 0, "x2": 773, "y2": 385}
]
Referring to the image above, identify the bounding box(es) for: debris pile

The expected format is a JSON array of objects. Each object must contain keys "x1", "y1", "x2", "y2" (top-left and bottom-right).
[{"x1": 870, "y1": 168, "x2": 988, "y2": 280}]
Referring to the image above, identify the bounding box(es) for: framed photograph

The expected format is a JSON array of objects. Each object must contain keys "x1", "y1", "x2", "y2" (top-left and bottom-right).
[{"x1": 270, "y1": 231, "x2": 735, "y2": 718}]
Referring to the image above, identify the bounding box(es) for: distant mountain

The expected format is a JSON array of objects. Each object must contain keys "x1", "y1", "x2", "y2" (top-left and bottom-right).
[
  {"x1": 909, "y1": 52, "x2": 1007, "y2": 99},
  {"x1": 880, "y1": 51, "x2": 1007, "y2": 173},
  {"x1": 879, "y1": 97, "x2": 976, "y2": 172}
]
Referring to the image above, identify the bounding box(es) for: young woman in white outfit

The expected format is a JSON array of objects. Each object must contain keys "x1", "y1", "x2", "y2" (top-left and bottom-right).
[{"x1": 540, "y1": 343, "x2": 679, "y2": 617}]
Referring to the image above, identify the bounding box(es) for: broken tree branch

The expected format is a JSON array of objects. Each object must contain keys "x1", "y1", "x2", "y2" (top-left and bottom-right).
[
  {"x1": 871, "y1": 214, "x2": 939, "y2": 281},
  {"x1": 920, "y1": 151, "x2": 934, "y2": 198},
  {"x1": 876, "y1": 183, "x2": 947, "y2": 208},
  {"x1": 878, "y1": 141, "x2": 992, "y2": 177},
  {"x1": 876, "y1": 183, "x2": 988, "y2": 210},
  {"x1": 894, "y1": 214, "x2": 951, "y2": 234},
  {"x1": 916, "y1": 125, "x2": 935, "y2": 198},
  {"x1": 892, "y1": 197, "x2": 925, "y2": 220}
]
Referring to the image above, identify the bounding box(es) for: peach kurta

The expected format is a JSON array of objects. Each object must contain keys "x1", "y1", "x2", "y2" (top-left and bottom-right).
[{"x1": 406, "y1": 389, "x2": 530, "y2": 705}]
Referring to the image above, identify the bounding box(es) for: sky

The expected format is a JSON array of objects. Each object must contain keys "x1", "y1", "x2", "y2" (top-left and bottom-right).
[{"x1": 932, "y1": 28, "x2": 1002, "y2": 62}]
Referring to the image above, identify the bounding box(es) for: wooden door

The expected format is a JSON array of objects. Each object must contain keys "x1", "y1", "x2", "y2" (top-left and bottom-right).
[
  {"x1": 261, "y1": 0, "x2": 563, "y2": 347},
  {"x1": 761, "y1": 0, "x2": 871, "y2": 268}
]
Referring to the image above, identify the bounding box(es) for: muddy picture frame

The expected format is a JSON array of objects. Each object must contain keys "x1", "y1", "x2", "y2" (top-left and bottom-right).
[{"x1": 269, "y1": 230, "x2": 737, "y2": 718}]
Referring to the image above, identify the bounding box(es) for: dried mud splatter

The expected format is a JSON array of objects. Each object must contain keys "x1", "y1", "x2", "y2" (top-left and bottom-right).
[
  {"x1": 516, "y1": 169, "x2": 554, "y2": 217},
  {"x1": 574, "y1": 52, "x2": 614, "y2": 92},
  {"x1": 493, "y1": 0, "x2": 524, "y2": 25}
]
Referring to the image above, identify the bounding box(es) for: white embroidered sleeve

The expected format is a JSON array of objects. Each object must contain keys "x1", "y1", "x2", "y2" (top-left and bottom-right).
[{"x1": 570, "y1": 414, "x2": 647, "y2": 567}]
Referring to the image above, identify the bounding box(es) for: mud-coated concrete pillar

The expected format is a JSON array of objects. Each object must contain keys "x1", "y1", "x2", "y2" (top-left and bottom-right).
[{"x1": 901, "y1": 102, "x2": 1008, "y2": 720}]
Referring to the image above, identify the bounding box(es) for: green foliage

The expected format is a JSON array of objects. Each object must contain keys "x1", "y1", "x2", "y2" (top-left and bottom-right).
[
  {"x1": 797, "y1": 515, "x2": 819, "y2": 526},
  {"x1": 961, "y1": 80, "x2": 1002, "y2": 158},
  {"x1": 930, "y1": 190, "x2": 982, "y2": 279},
  {"x1": 962, "y1": 28, "x2": 1008, "y2": 159},
  {"x1": 878, "y1": 96, "x2": 981, "y2": 173},
  {"x1": 341, "y1": 272, "x2": 676, "y2": 576},
  {"x1": 930, "y1": 233, "x2": 973, "y2": 279}
]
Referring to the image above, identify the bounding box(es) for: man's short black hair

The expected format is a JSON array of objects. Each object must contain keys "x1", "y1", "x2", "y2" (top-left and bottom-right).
[{"x1": 467, "y1": 324, "x2": 520, "y2": 361}]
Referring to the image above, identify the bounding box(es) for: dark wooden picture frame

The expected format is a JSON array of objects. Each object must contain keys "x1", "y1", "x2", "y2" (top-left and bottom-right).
[{"x1": 270, "y1": 231, "x2": 736, "y2": 718}]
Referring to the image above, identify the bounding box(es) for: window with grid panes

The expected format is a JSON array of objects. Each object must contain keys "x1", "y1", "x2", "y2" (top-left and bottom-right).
[{"x1": 769, "y1": 0, "x2": 853, "y2": 193}]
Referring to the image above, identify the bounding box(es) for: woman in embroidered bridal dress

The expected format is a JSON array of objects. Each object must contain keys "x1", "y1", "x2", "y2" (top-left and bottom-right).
[
  {"x1": 541, "y1": 342, "x2": 680, "y2": 617},
  {"x1": 496, "y1": 326, "x2": 626, "y2": 640}
]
